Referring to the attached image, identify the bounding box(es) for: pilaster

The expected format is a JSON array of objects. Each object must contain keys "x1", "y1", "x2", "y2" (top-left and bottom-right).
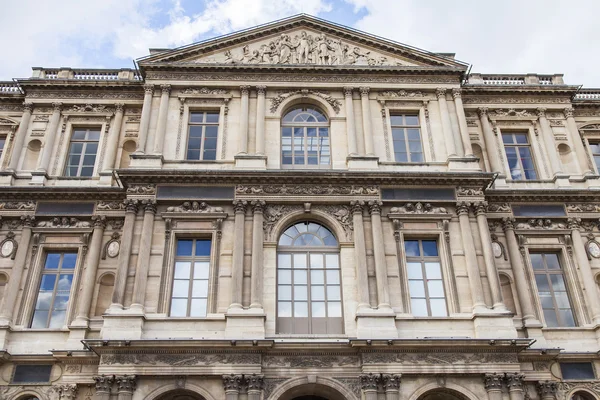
[{"x1": 436, "y1": 88, "x2": 457, "y2": 158}]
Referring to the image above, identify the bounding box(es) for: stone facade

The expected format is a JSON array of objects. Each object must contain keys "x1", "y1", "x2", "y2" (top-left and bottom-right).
[{"x1": 0, "y1": 14, "x2": 599, "y2": 400}]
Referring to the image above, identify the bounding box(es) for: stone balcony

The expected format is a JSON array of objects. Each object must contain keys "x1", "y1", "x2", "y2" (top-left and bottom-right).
[
  {"x1": 574, "y1": 88, "x2": 600, "y2": 101},
  {"x1": 0, "y1": 82, "x2": 23, "y2": 95},
  {"x1": 29, "y1": 67, "x2": 142, "y2": 81},
  {"x1": 465, "y1": 73, "x2": 565, "y2": 86}
]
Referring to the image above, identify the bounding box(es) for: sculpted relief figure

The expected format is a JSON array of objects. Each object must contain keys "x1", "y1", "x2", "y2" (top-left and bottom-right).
[{"x1": 210, "y1": 30, "x2": 401, "y2": 66}]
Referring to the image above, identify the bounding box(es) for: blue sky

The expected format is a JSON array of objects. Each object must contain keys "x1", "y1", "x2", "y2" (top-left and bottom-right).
[{"x1": 2, "y1": 0, "x2": 600, "y2": 86}]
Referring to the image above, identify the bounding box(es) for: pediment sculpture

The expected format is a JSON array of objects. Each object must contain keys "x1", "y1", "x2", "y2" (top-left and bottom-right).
[{"x1": 191, "y1": 31, "x2": 407, "y2": 67}]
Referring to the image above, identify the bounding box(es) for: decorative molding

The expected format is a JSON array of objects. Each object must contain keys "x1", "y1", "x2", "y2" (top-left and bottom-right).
[
  {"x1": 457, "y1": 186, "x2": 484, "y2": 197},
  {"x1": 333, "y1": 377, "x2": 361, "y2": 398},
  {"x1": 68, "y1": 104, "x2": 114, "y2": 113},
  {"x1": 264, "y1": 355, "x2": 358, "y2": 368},
  {"x1": 27, "y1": 91, "x2": 144, "y2": 100},
  {"x1": 389, "y1": 202, "x2": 447, "y2": 214},
  {"x1": 264, "y1": 378, "x2": 289, "y2": 399},
  {"x1": 269, "y1": 89, "x2": 342, "y2": 114},
  {"x1": 488, "y1": 203, "x2": 511, "y2": 213},
  {"x1": 236, "y1": 184, "x2": 378, "y2": 196},
  {"x1": 0, "y1": 200, "x2": 35, "y2": 210},
  {"x1": 36, "y1": 217, "x2": 91, "y2": 228},
  {"x1": 0, "y1": 231, "x2": 18, "y2": 259},
  {"x1": 379, "y1": 90, "x2": 424, "y2": 98},
  {"x1": 101, "y1": 353, "x2": 261, "y2": 366},
  {"x1": 362, "y1": 352, "x2": 518, "y2": 364},
  {"x1": 566, "y1": 203, "x2": 600, "y2": 213},
  {"x1": 489, "y1": 108, "x2": 534, "y2": 118},
  {"x1": 165, "y1": 201, "x2": 224, "y2": 213},
  {"x1": 463, "y1": 96, "x2": 571, "y2": 104},
  {"x1": 313, "y1": 204, "x2": 353, "y2": 240},
  {"x1": 101, "y1": 232, "x2": 121, "y2": 260},
  {"x1": 97, "y1": 201, "x2": 126, "y2": 211},
  {"x1": 179, "y1": 87, "x2": 229, "y2": 95},
  {"x1": 557, "y1": 382, "x2": 600, "y2": 397},
  {"x1": 126, "y1": 184, "x2": 156, "y2": 195},
  {"x1": 263, "y1": 204, "x2": 304, "y2": 239},
  {"x1": 515, "y1": 219, "x2": 567, "y2": 230}
]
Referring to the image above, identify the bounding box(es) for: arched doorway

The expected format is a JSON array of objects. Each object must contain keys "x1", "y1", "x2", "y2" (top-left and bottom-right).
[
  {"x1": 418, "y1": 389, "x2": 468, "y2": 400},
  {"x1": 292, "y1": 397, "x2": 329, "y2": 400},
  {"x1": 155, "y1": 390, "x2": 205, "y2": 400}
]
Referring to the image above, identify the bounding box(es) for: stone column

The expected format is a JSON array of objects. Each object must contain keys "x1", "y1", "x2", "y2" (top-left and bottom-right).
[
  {"x1": 537, "y1": 381, "x2": 558, "y2": 400},
  {"x1": 0, "y1": 215, "x2": 34, "y2": 325},
  {"x1": 255, "y1": 86, "x2": 266, "y2": 155},
  {"x1": 116, "y1": 375, "x2": 136, "y2": 400},
  {"x1": 478, "y1": 108, "x2": 503, "y2": 173},
  {"x1": 73, "y1": 216, "x2": 106, "y2": 325},
  {"x1": 246, "y1": 374, "x2": 264, "y2": 400},
  {"x1": 238, "y1": 86, "x2": 250, "y2": 154},
  {"x1": 436, "y1": 88, "x2": 457, "y2": 157},
  {"x1": 7, "y1": 102, "x2": 33, "y2": 171},
  {"x1": 37, "y1": 102, "x2": 62, "y2": 172},
  {"x1": 565, "y1": 107, "x2": 593, "y2": 175},
  {"x1": 456, "y1": 202, "x2": 486, "y2": 311},
  {"x1": 537, "y1": 108, "x2": 563, "y2": 176},
  {"x1": 131, "y1": 200, "x2": 157, "y2": 311},
  {"x1": 58, "y1": 384, "x2": 78, "y2": 400},
  {"x1": 137, "y1": 84, "x2": 154, "y2": 153},
  {"x1": 102, "y1": 103, "x2": 124, "y2": 171},
  {"x1": 344, "y1": 87, "x2": 358, "y2": 156},
  {"x1": 229, "y1": 200, "x2": 247, "y2": 309},
  {"x1": 382, "y1": 374, "x2": 401, "y2": 400},
  {"x1": 360, "y1": 373, "x2": 380, "y2": 400},
  {"x1": 93, "y1": 375, "x2": 114, "y2": 400},
  {"x1": 506, "y1": 373, "x2": 525, "y2": 400},
  {"x1": 475, "y1": 203, "x2": 506, "y2": 310},
  {"x1": 484, "y1": 373, "x2": 504, "y2": 400},
  {"x1": 110, "y1": 200, "x2": 138, "y2": 309},
  {"x1": 223, "y1": 374, "x2": 243, "y2": 400},
  {"x1": 568, "y1": 218, "x2": 600, "y2": 323},
  {"x1": 351, "y1": 200, "x2": 370, "y2": 309},
  {"x1": 250, "y1": 200, "x2": 265, "y2": 309},
  {"x1": 452, "y1": 89, "x2": 473, "y2": 156},
  {"x1": 152, "y1": 84, "x2": 171, "y2": 154},
  {"x1": 502, "y1": 218, "x2": 537, "y2": 323},
  {"x1": 360, "y1": 87, "x2": 375, "y2": 156},
  {"x1": 369, "y1": 201, "x2": 390, "y2": 308}
]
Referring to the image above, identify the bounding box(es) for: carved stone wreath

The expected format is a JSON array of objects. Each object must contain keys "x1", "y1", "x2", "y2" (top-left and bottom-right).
[
  {"x1": 270, "y1": 89, "x2": 342, "y2": 114},
  {"x1": 0, "y1": 232, "x2": 18, "y2": 259}
]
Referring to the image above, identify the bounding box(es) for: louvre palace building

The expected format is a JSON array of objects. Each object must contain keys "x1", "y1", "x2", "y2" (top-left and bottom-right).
[{"x1": 2, "y1": 13, "x2": 600, "y2": 400}]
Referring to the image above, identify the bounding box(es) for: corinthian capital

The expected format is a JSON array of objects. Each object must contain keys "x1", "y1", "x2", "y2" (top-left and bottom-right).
[
  {"x1": 436, "y1": 88, "x2": 447, "y2": 99},
  {"x1": 359, "y1": 86, "x2": 370, "y2": 96},
  {"x1": 381, "y1": 374, "x2": 401, "y2": 391},
  {"x1": 93, "y1": 375, "x2": 114, "y2": 394},
  {"x1": 142, "y1": 199, "x2": 157, "y2": 214},
  {"x1": 143, "y1": 84, "x2": 154, "y2": 95},
  {"x1": 536, "y1": 380, "x2": 558, "y2": 398},
  {"x1": 477, "y1": 107, "x2": 489, "y2": 118},
  {"x1": 52, "y1": 102, "x2": 63, "y2": 112},
  {"x1": 58, "y1": 384, "x2": 78, "y2": 400},
  {"x1": 251, "y1": 199, "x2": 266, "y2": 214},
  {"x1": 451, "y1": 88, "x2": 462, "y2": 99},
  {"x1": 502, "y1": 217, "x2": 516, "y2": 232},
  {"x1": 563, "y1": 107, "x2": 574, "y2": 118},
  {"x1": 368, "y1": 200, "x2": 382, "y2": 215},
  {"x1": 240, "y1": 86, "x2": 251, "y2": 96},
  {"x1": 505, "y1": 373, "x2": 524, "y2": 390},
  {"x1": 360, "y1": 373, "x2": 380, "y2": 391},
  {"x1": 115, "y1": 103, "x2": 124, "y2": 113},
  {"x1": 483, "y1": 373, "x2": 504, "y2": 391},
  {"x1": 233, "y1": 200, "x2": 248, "y2": 214},
  {"x1": 567, "y1": 217, "x2": 581, "y2": 230},
  {"x1": 222, "y1": 374, "x2": 243, "y2": 392},
  {"x1": 536, "y1": 107, "x2": 547, "y2": 118},
  {"x1": 23, "y1": 102, "x2": 34, "y2": 113},
  {"x1": 456, "y1": 202, "x2": 471, "y2": 216},
  {"x1": 116, "y1": 375, "x2": 136, "y2": 393},
  {"x1": 343, "y1": 86, "x2": 354, "y2": 97},
  {"x1": 351, "y1": 200, "x2": 365, "y2": 214},
  {"x1": 246, "y1": 374, "x2": 264, "y2": 391},
  {"x1": 160, "y1": 84, "x2": 171, "y2": 94},
  {"x1": 256, "y1": 85, "x2": 266, "y2": 95},
  {"x1": 474, "y1": 202, "x2": 488, "y2": 216}
]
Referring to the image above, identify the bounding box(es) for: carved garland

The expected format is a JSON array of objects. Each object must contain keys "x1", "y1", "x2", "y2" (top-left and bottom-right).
[{"x1": 269, "y1": 89, "x2": 342, "y2": 114}]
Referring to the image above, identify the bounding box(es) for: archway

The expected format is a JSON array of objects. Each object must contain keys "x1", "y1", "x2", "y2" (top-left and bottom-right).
[
  {"x1": 155, "y1": 390, "x2": 205, "y2": 400},
  {"x1": 292, "y1": 397, "x2": 329, "y2": 400},
  {"x1": 418, "y1": 389, "x2": 469, "y2": 400},
  {"x1": 271, "y1": 376, "x2": 357, "y2": 400}
]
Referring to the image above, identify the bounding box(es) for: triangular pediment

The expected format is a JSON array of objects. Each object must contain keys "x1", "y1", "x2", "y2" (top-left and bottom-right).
[{"x1": 138, "y1": 15, "x2": 468, "y2": 70}]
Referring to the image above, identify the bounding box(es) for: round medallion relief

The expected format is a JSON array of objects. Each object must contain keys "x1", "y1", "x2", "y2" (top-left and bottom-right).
[
  {"x1": 107, "y1": 241, "x2": 120, "y2": 258},
  {"x1": 492, "y1": 242, "x2": 503, "y2": 258},
  {"x1": 588, "y1": 241, "x2": 600, "y2": 258},
  {"x1": 0, "y1": 240, "x2": 14, "y2": 258}
]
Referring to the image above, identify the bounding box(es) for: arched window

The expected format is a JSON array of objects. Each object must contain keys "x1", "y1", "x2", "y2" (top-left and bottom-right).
[
  {"x1": 281, "y1": 105, "x2": 330, "y2": 168},
  {"x1": 572, "y1": 392, "x2": 596, "y2": 400},
  {"x1": 277, "y1": 222, "x2": 342, "y2": 334}
]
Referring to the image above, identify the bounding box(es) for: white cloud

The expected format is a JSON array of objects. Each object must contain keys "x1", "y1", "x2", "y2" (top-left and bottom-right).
[{"x1": 343, "y1": 0, "x2": 600, "y2": 86}]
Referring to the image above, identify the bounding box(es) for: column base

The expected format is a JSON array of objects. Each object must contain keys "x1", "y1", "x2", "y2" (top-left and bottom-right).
[
  {"x1": 30, "y1": 170, "x2": 48, "y2": 186},
  {"x1": 355, "y1": 308, "x2": 398, "y2": 339},
  {"x1": 234, "y1": 154, "x2": 267, "y2": 169},
  {"x1": 347, "y1": 155, "x2": 379, "y2": 170},
  {"x1": 100, "y1": 313, "x2": 145, "y2": 340},
  {"x1": 473, "y1": 313, "x2": 518, "y2": 339},
  {"x1": 129, "y1": 153, "x2": 163, "y2": 168},
  {"x1": 224, "y1": 308, "x2": 266, "y2": 339}
]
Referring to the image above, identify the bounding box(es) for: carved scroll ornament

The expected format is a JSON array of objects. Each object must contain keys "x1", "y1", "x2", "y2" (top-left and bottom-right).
[{"x1": 270, "y1": 89, "x2": 342, "y2": 114}]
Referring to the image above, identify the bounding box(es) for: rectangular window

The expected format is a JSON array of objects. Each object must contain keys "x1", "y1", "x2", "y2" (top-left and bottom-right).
[
  {"x1": 0, "y1": 136, "x2": 5, "y2": 160},
  {"x1": 187, "y1": 111, "x2": 219, "y2": 161},
  {"x1": 170, "y1": 239, "x2": 212, "y2": 317},
  {"x1": 512, "y1": 205, "x2": 565, "y2": 217},
  {"x1": 12, "y1": 364, "x2": 53, "y2": 383},
  {"x1": 502, "y1": 132, "x2": 537, "y2": 180},
  {"x1": 391, "y1": 114, "x2": 423, "y2": 162},
  {"x1": 589, "y1": 142, "x2": 600, "y2": 173},
  {"x1": 530, "y1": 252, "x2": 575, "y2": 327},
  {"x1": 31, "y1": 252, "x2": 77, "y2": 329},
  {"x1": 560, "y1": 362, "x2": 595, "y2": 380},
  {"x1": 64, "y1": 128, "x2": 100, "y2": 177},
  {"x1": 405, "y1": 239, "x2": 447, "y2": 317}
]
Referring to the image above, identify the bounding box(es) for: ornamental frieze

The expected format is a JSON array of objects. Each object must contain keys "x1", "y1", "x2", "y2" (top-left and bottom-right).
[
  {"x1": 165, "y1": 201, "x2": 225, "y2": 213},
  {"x1": 379, "y1": 90, "x2": 424, "y2": 98},
  {"x1": 0, "y1": 200, "x2": 35, "y2": 210},
  {"x1": 263, "y1": 355, "x2": 359, "y2": 368},
  {"x1": 27, "y1": 91, "x2": 144, "y2": 100},
  {"x1": 362, "y1": 352, "x2": 518, "y2": 364},
  {"x1": 566, "y1": 204, "x2": 600, "y2": 213},
  {"x1": 100, "y1": 353, "x2": 260, "y2": 366},
  {"x1": 126, "y1": 184, "x2": 156, "y2": 195},
  {"x1": 489, "y1": 108, "x2": 535, "y2": 118},
  {"x1": 270, "y1": 89, "x2": 341, "y2": 114},
  {"x1": 263, "y1": 378, "x2": 290, "y2": 400},
  {"x1": 37, "y1": 217, "x2": 91, "y2": 228},
  {"x1": 236, "y1": 185, "x2": 378, "y2": 196},
  {"x1": 557, "y1": 382, "x2": 600, "y2": 397},
  {"x1": 389, "y1": 202, "x2": 448, "y2": 214},
  {"x1": 179, "y1": 87, "x2": 229, "y2": 95},
  {"x1": 97, "y1": 201, "x2": 126, "y2": 211},
  {"x1": 456, "y1": 187, "x2": 485, "y2": 197},
  {"x1": 488, "y1": 203, "x2": 511, "y2": 213},
  {"x1": 463, "y1": 96, "x2": 571, "y2": 104},
  {"x1": 68, "y1": 104, "x2": 114, "y2": 113},
  {"x1": 515, "y1": 219, "x2": 567, "y2": 230}
]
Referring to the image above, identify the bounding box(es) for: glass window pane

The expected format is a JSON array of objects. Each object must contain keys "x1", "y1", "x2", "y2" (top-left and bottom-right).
[
  {"x1": 56, "y1": 274, "x2": 73, "y2": 291},
  {"x1": 294, "y1": 270, "x2": 307, "y2": 284},
  {"x1": 170, "y1": 298, "x2": 187, "y2": 316},
  {"x1": 310, "y1": 254, "x2": 323, "y2": 268},
  {"x1": 174, "y1": 262, "x2": 191, "y2": 279},
  {"x1": 406, "y1": 262, "x2": 423, "y2": 279},
  {"x1": 535, "y1": 274, "x2": 550, "y2": 292},
  {"x1": 177, "y1": 240, "x2": 193, "y2": 256},
  {"x1": 409, "y1": 280, "x2": 425, "y2": 297},
  {"x1": 192, "y1": 280, "x2": 208, "y2": 298},
  {"x1": 550, "y1": 274, "x2": 567, "y2": 291},
  {"x1": 328, "y1": 302, "x2": 342, "y2": 317},
  {"x1": 555, "y1": 292, "x2": 571, "y2": 309},
  {"x1": 530, "y1": 254, "x2": 544, "y2": 270},
  {"x1": 49, "y1": 311, "x2": 66, "y2": 328},
  {"x1": 31, "y1": 311, "x2": 49, "y2": 328},
  {"x1": 173, "y1": 280, "x2": 189, "y2": 295},
  {"x1": 190, "y1": 112, "x2": 204, "y2": 123},
  {"x1": 278, "y1": 301, "x2": 292, "y2": 317},
  {"x1": 312, "y1": 301, "x2": 326, "y2": 317},
  {"x1": 427, "y1": 280, "x2": 445, "y2": 297},
  {"x1": 325, "y1": 254, "x2": 339, "y2": 268},
  {"x1": 294, "y1": 302, "x2": 308, "y2": 317},
  {"x1": 422, "y1": 241, "x2": 438, "y2": 257},
  {"x1": 404, "y1": 241, "x2": 420, "y2": 257},
  {"x1": 540, "y1": 293, "x2": 554, "y2": 309},
  {"x1": 411, "y1": 298, "x2": 428, "y2": 317},
  {"x1": 205, "y1": 112, "x2": 219, "y2": 123},
  {"x1": 311, "y1": 270, "x2": 324, "y2": 285},
  {"x1": 515, "y1": 134, "x2": 528, "y2": 144},
  {"x1": 278, "y1": 254, "x2": 292, "y2": 268},
  {"x1": 293, "y1": 254, "x2": 307, "y2": 268},
  {"x1": 294, "y1": 285, "x2": 308, "y2": 301},
  {"x1": 39, "y1": 275, "x2": 56, "y2": 291},
  {"x1": 190, "y1": 299, "x2": 208, "y2": 317},
  {"x1": 72, "y1": 130, "x2": 86, "y2": 140},
  {"x1": 390, "y1": 115, "x2": 404, "y2": 125},
  {"x1": 195, "y1": 240, "x2": 212, "y2": 256},
  {"x1": 326, "y1": 270, "x2": 340, "y2": 285},
  {"x1": 53, "y1": 295, "x2": 70, "y2": 310},
  {"x1": 35, "y1": 292, "x2": 52, "y2": 310},
  {"x1": 405, "y1": 115, "x2": 419, "y2": 125},
  {"x1": 430, "y1": 299, "x2": 447, "y2": 317},
  {"x1": 312, "y1": 285, "x2": 325, "y2": 300},
  {"x1": 193, "y1": 261, "x2": 210, "y2": 279},
  {"x1": 278, "y1": 285, "x2": 292, "y2": 301},
  {"x1": 545, "y1": 254, "x2": 560, "y2": 270},
  {"x1": 544, "y1": 309, "x2": 559, "y2": 327},
  {"x1": 278, "y1": 270, "x2": 291, "y2": 284},
  {"x1": 425, "y1": 263, "x2": 441, "y2": 279},
  {"x1": 327, "y1": 285, "x2": 341, "y2": 301},
  {"x1": 45, "y1": 254, "x2": 61, "y2": 269}
]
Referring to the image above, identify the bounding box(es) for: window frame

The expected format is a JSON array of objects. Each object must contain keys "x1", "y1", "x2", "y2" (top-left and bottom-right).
[
  {"x1": 11, "y1": 364, "x2": 53, "y2": 384},
  {"x1": 502, "y1": 131, "x2": 538, "y2": 181},
  {"x1": 62, "y1": 126, "x2": 102, "y2": 178},
  {"x1": 280, "y1": 105, "x2": 331, "y2": 169},
  {"x1": 276, "y1": 221, "x2": 344, "y2": 335},
  {"x1": 528, "y1": 250, "x2": 577, "y2": 328},
  {"x1": 389, "y1": 113, "x2": 424, "y2": 163},
  {"x1": 29, "y1": 250, "x2": 80, "y2": 329},
  {"x1": 185, "y1": 110, "x2": 220, "y2": 161},
  {"x1": 169, "y1": 238, "x2": 213, "y2": 318},
  {"x1": 587, "y1": 140, "x2": 600, "y2": 174}
]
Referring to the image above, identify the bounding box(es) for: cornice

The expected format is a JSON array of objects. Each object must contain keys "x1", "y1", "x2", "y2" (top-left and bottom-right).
[
  {"x1": 461, "y1": 85, "x2": 579, "y2": 96},
  {"x1": 486, "y1": 189, "x2": 600, "y2": 203},
  {"x1": 0, "y1": 186, "x2": 124, "y2": 201}
]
